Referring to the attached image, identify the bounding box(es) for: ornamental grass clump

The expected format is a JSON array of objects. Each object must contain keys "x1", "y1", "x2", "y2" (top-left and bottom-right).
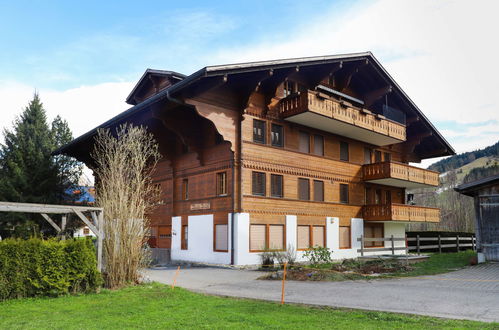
[{"x1": 92, "y1": 124, "x2": 161, "y2": 288}]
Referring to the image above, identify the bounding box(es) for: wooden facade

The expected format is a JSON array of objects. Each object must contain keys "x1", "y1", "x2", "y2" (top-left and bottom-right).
[{"x1": 58, "y1": 52, "x2": 454, "y2": 263}]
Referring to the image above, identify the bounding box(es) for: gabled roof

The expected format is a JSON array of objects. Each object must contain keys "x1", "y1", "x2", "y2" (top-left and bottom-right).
[
  {"x1": 56, "y1": 52, "x2": 455, "y2": 158},
  {"x1": 125, "y1": 69, "x2": 186, "y2": 105},
  {"x1": 454, "y1": 174, "x2": 499, "y2": 196}
]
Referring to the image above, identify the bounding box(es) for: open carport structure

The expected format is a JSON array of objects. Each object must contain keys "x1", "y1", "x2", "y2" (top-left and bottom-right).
[{"x1": 0, "y1": 201, "x2": 104, "y2": 271}]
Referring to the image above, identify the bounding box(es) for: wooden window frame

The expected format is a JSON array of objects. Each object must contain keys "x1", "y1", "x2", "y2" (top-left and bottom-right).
[
  {"x1": 181, "y1": 225, "x2": 188, "y2": 250},
  {"x1": 213, "y1": 223, "x2": 229, "y2": 252},
  {"x1": 271, "y1": 123, "x2": 284, "y2": 147},
  {"x1": 297, "y1": 224, "x2": 326, "y2": 250},
  {"x1": 216, "y1": 171, "x2": 228, "y2": 196},
  {"x1": 339, "y1": 226, "x2": 351, "y2": 249},
  {"x1": 249, "y1": 224, "x2": 286, "y2": 252},
  {"x1": 182, "y1": 178, "x2": 188, "y2": 200},
  {"x1": 252, "y1": 171, "x2": 266, "y2": 196},
  {"x1": 313, "y1": 180, "x2": 324, "y2": 202},
  {"x1": 298, "y1": 178, "x2": 310, "y2": 201},
  {"x1": 340, "y1": 141, "x2": 349, "y2": 161},
  {"x1": 253, "y1": 119, "x2": 266, "y2": 144},
  {"x1": 339, "y1": 183, "x2": 349, "y2": 204},
  {"x1": 270, "y1": 174, "x2": 284, "y2": 198},
  {"x1": 313, "y1": 134, "x2": 324, "y2": 156}
]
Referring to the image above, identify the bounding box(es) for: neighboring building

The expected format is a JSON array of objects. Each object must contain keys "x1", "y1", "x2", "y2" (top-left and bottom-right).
[
  {"x1": 67, "y1": 186, "x2": 96, "y2": 238},
  {"x1": 74, "y1": 225, "x2": 97, "y2": 238},
  {"x1": 57, "y1": 53, "x2": 454, "y2": 265},
  {"x1": 455, "y1": 175, "x2": 499, "y2": 262}
]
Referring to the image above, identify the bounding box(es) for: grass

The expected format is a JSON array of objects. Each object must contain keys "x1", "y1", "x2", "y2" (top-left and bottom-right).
[
  {"x1": 0, "y1": 283, "x2": 497, "y2": 329},
  {"x1": 264, "y1": 251, "x2": 478, "y2": 282}
]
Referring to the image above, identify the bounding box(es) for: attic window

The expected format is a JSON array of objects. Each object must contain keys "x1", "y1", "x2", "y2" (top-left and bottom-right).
[{"x1": 283, "y1": 81, "x2": 298, "y2": 97}]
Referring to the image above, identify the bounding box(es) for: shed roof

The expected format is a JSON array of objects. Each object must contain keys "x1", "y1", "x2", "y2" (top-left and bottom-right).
[{"x1": 454, "y1": 174, "x2": 499, "y2": 196}]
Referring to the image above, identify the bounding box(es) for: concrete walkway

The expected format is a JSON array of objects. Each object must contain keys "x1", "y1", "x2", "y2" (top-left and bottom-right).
[{"x1": 144, "y1": 263, "x2": 499, "y2": 323}]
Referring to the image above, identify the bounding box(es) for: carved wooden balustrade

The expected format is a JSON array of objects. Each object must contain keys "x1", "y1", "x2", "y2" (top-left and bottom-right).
[
  {"x1": 278, "y1": 90, "x2": 406, "y2": 142},
  {"x1": 363, "y1": 161, "x2": 439, "y2": 187},
  {"x1": 363, "y1": 204, "x2": 440, "y2": 222}
]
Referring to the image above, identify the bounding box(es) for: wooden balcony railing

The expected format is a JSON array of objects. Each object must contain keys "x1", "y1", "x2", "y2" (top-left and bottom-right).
[
  {"x1": 363, "y1": 161, "x2": 439, "y2": 187},
  {"x1": 363, "y1": 204, "x2": 440, "y2": 222},
  {"x1": 278, "y1": 90, "x2": 406, "y2": 142}
]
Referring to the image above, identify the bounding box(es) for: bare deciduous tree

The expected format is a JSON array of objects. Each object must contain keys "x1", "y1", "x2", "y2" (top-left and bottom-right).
[{"x1": 92, "y1": 124, "x2": 161, "y2": 288}]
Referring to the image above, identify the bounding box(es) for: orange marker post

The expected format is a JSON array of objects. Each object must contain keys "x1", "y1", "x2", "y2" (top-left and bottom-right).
[
  {"x1": 171, "y1": 266, "x2": 180, "y2": 290},
  {"x1": 281, "y1": 261, "x2": 288, "y2": 305}
]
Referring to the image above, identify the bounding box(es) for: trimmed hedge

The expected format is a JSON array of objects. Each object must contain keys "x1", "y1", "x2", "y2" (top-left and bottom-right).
[{"x1": 0, "y1": 238, "x2": 102, "y2": 300}]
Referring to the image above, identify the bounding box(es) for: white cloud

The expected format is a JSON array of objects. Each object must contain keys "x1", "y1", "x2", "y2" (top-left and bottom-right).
[{"x1": 0, "y1": 81, "x2": 134, "y2": 139}]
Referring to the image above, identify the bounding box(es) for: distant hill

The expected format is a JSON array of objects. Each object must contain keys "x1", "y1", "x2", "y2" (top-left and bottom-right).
[{"x1": 428, "y1": 140, "x2": 499, "y2": 173}]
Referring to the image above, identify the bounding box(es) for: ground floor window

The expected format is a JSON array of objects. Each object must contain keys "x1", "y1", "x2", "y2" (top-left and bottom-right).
[
  {"x1": 250, "y1": 224, "x2": 285, "y2": 251},
  {"x1": 364, "y1": 223, "x2": 384, "y2": 247},
  {"x1": 297, "y1": 225, "x2": 325, "y2": 250},
  {"x1": 214, "y1": 224, "x2": 228, "y2": 252},
  {"x1": 339, "y1": 226, "x2": 351, "y2": 249},
  {"x1": 181, "y1": 225, "x2": 188, "y2": 250}
]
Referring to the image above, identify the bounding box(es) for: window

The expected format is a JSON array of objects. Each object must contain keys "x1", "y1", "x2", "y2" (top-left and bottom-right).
[
  {"x1": 181, "y1": 225, "x2": 188, "y2": 250},
  {"x1": 214, "y1": 224, "x2": 228, "y2": 251},
  {"x1": 340, "y1": 184, "x2": 349, "y2": 204},
  {"x1": 299, "y1": 131, "x2": 310, "y2": 153},
  {"x1": 313, "y1": 134, "x2": 324, "y2": 156},
  {"x1": 313, "y1": 180, "x2": 324, "y2": 202},
  {"x1": 253, "y1": 119, "x2": 266, "y2": 144},
  {"x1": 83, "y1": 227, "x2": 90, "y2": 235},
  {"x1": 375, "y1": 150, "x2": 382, "y2": 163},
  {"x1": 271, "y1": 124, "x2": 284, "y2": 147},
  {"x1": 340, "y1": 141, "x2": 349, "y2": 161},
  {"x1": 216, "y1": 172, "x2": 227, "y2": 196},
  {"x1": 283, "y1": 81, "x2": 297, "y2": 97},
  {"x1": 298, "y1": 178, "x2": 310, "y2": 200},
  {"x1": 312, "y1": 226, "x2": 325, "y2": 247},
  {"x1": 384, "y1": 152, "x2": 391, "y2": 162},
  {"x1": 268, "y1": 225, "x2": 284, "y2": 250},
  {"x1": 271, "y1": 174, "x2": 283, "y2": 198},
  {"x1": 339, "y1": 226, "x2": 351, "y2": 249},
  {"x1": 182, "y1": 179, "x2": 188, "y2": 200},
  {"x1": 375, "y1": 189, "x2": 382, "y2": 204},
  {"x1": 365, "y1": 187, "x2": 372, "y2": 204},
  {"x1": 364, "y1": 223, "x2": 383, "y2": 247},
  {"x1": 250, "y1": 224, "x2": 285, "y2": 251},
  {"x1": 252, "y1": 172, "x2": 266, "y2": 196},
  {"x1": 297, "y1": 225, "x2": 310, "y2": 250},
  {"x1": 385, "y1": 190, "x2": 392, "y2": 204},
  {"x1": 250, "y1": 225, "x2": 266, "y2": 251},
  {"x1": 364, "y1": 148, "x2": 372, "y2": 164}
]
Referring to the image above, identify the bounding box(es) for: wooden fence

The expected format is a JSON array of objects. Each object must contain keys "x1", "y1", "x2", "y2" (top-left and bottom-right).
[{"x1": 357, "y1": 234, "x2": 477, "y2": 256}]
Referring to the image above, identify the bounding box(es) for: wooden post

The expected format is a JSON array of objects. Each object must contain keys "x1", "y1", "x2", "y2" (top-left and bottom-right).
[
  {"x1": 281, "y1": 262, "x2": 287, "y2": 305},
  {"x1": 172, "y1": 266, "x2": 180, "y2": 290},
  {"x1": 391, "y1": 235, "x2": 395, "y2": 255},
  {"x1": 416, "y1": 234, "x2": 420, "y2": 255},
  {"x1": 97, "y1": 211, "x2": 104, "y2": 272},
  {"x1": 456, "y1": 235, "x2": 460, "y2": 252},
  {"x1": 405, "y1": 234, "x2": 408, "y2": 256},
  {"x1": 472, "y1": 235, "x2": 476, "y2": 251},
  {"x1": 61, "y1": 215, "x2": 67, "y2": 241},
  {"x1": 438, "y1": 235, "x2": 442, "y2": 253},
  {"x1": 360, "y1": 235, "x2": 364, "y2": 256}
]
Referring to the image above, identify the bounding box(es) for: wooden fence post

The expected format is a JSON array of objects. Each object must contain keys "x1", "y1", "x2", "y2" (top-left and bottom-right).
[
  {"x1": 391, "y1": 235, "x2": 395, "y2": 255},
  {"x1": 416, "y1": 234, "x2": 420, "y2": 255},
  {"x1": 438, "y1": 235, "x2": 442, "y2": 253},
  {"x1": 472, "y1": 235, "x2": 476, "y2": 251},
  {"x1": 456, "y1": 235, "x2": 460, "y2": 252},
  {"x1": 360, "y1": 235, "x2": 364, "y2": 257}
]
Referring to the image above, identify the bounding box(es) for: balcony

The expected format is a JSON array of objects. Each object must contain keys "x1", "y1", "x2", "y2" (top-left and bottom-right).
[
  {"x1": 279, "y1": 90, "x2": 406, "y2": 146},
  {"x1": 363, "y1": 161, "x2": 439, "y2": 188},
  {"x1": 363, "y1": 204, "x2": 440, "y2": 222}
]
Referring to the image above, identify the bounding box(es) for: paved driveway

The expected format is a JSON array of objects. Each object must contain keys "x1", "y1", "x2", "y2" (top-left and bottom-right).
[{"x1": 144, "y1": 263, "x2": 499, "y2": 323}]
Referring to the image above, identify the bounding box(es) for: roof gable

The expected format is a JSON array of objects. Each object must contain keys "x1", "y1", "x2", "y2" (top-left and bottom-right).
[{"x1": 126, "y1": 69, "x2": 186, "y2": 105}]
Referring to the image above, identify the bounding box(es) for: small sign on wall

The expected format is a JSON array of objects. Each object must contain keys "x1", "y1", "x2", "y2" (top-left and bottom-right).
[{"x1": 190, "y1": 202, "x2": 211, "y2": 211}]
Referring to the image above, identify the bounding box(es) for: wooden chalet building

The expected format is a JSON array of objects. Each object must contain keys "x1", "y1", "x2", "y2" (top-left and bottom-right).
[{"x1": 58, "y1": 52, "x2": 454, "y2": 265}]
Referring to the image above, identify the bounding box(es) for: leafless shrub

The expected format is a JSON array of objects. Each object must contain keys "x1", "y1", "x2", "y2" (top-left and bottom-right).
[{"x1": 92, "y1": 124, "x2": 161, "y2": 288}]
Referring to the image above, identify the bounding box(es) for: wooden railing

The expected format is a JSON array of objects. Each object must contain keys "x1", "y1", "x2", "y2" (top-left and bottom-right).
[
  {"x1": 363, "y1": 161, "x2": 439, "y2": 186},
  {"x1": 363, "y1": 204, "x2": 440, "y2": 222},
  {"x1": 278, "y1": 91, "x2": 406, "y2": 141}
]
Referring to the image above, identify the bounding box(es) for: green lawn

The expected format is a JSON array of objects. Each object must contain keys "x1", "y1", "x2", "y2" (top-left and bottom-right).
[
  {"x1": 394, "y1": 250, "x2": 477, "y2": 277},
  {"x1": 0, "y1": 283, "x2": 496, "y2": 329}
]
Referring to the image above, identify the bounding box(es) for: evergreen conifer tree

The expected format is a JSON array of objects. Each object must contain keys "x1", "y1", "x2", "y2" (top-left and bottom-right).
[{"x1": 0, "y1": 93, "x2": 82, "y2": 237}]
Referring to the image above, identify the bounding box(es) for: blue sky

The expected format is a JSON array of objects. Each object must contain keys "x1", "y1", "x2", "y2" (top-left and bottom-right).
[{"x1": 1, "y1": 0, "x2": 498, "y2": 167}]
